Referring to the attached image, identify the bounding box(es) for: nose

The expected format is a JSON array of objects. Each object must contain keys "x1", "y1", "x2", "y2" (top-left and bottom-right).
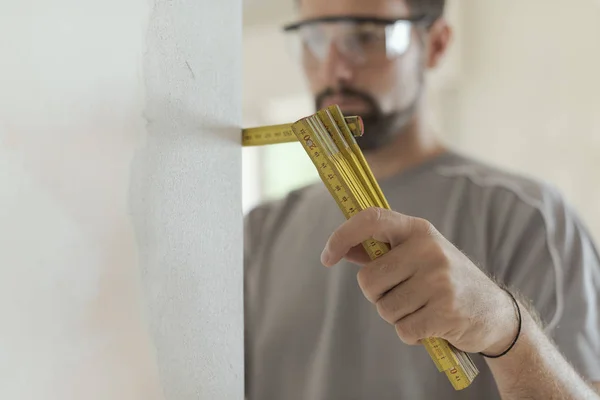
[{"x1": 320, "y1": 41, "x2": 354, "y2": 88}]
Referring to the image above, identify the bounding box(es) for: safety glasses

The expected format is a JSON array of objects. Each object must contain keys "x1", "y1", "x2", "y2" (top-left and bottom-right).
[{"x1": 283, "y1": 15, "x2": 429, "y2": 67}]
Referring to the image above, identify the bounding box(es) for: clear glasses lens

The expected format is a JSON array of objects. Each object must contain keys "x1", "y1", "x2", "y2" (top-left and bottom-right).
[
  {"x1": 385, "y1": 21, "x2": 411, "y2": 58},
  {"x1": 286, "y1": 20, "x2": 413, "y2": 67}
]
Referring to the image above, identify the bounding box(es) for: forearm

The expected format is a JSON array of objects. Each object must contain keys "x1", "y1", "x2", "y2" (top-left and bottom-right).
[{"x1": 487, "y1": 307, "x2": 598, "y2": 400}]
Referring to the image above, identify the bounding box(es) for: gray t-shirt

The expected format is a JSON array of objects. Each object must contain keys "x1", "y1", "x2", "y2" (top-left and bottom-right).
[{"x1": 244, "y1": 150, "x2": 600, "y2": 399}]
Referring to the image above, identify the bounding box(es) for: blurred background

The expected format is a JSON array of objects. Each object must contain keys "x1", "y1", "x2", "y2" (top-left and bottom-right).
[{"x1": 242, "y1": 0, "x2": 600, "y2": 243}]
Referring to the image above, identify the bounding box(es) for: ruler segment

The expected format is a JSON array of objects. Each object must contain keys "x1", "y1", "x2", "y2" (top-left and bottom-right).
[{"x1": 242, "y1": 116, "x2": 363, "y2": 146}]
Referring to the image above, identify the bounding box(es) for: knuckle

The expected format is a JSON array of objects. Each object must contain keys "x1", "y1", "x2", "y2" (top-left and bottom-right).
[
  {"x1": 413, "y1": 217, "x2": 433, "y2": 234},
  {"x1": 395, "y1": 320, "x2": 419, "y2": 345},
  {"x1": 356, "y1": 269, "x2": 377, "y2": 302},
  {"x1": 375, "y1": 259, "x2": 394, "y2": 275},
  {"x1": 376, "y1": 288, "x2": 411, "y2": 325},
  {"x1": 433, "y1": 253, "x2": 451, "y2": 273},
  {"x1": 359, "y1": 258, "x2": 399, "y2": 304},
  {"x1": 393, "y1": 288, "x2": 411, "y2": 310},
  {"x1": 363, "y1": 207, "x2": 384, "y2": 226},
  {"x1": 414, "y1": 218, "x2": 445, "y2": 242},
  {"x1": 424, "y1": 219, "x2": 440, "y2": 237},
  {"x1": 427, "y1": 268, "x2": 451, "y2": 292},
  {"x1": 421, "y1": 245, "x2": 451, "y2": 278},
  {"x1": 423, "y1": 240, "x2": 447, "y2": 264},
  {"x1": 356, "y1": 267, "x2": 369, "y2": 290},
  {"x1": 376, "y1": 299, "x2": 393, "y2": 323}
]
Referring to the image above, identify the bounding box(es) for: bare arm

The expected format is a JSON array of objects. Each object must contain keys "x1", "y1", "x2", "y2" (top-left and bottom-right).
[{"x1": 486, "y1": 307, "x2": 599, "y2": 400}]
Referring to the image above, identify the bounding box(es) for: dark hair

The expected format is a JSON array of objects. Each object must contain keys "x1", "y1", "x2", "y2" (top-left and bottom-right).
[
  {"x1": 406, "y1": 0, "x2": 446, "y2": 21},
  {"x1": 294, "y1": 0, "x2": 446, "y2": 22}
]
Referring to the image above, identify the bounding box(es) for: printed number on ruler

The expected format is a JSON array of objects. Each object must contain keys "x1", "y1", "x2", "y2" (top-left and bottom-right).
[{"x1": 293, "y1": 121, "x2": 360, "y2": 219}]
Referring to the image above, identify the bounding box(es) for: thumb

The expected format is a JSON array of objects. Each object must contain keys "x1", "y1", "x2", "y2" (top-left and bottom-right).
[{"x1": 321, "y1": 208, "x2": 427, "y2": 266}]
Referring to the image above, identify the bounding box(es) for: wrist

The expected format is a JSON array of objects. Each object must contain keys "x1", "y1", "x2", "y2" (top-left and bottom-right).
[
  {"x1": 481, "y1": 287, "x2": 522, "y2": 357},
  {"x1": 483, "y1": 310, "x2": 540, "y2": 376}
]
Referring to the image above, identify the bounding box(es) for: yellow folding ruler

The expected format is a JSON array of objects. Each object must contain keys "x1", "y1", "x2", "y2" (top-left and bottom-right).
[
  {"x1": 242, "y1": 116, "x2": 364, "y2": 146},
  {"x1": 242, "y1": 106, "x2": 479, "y2": 390}
]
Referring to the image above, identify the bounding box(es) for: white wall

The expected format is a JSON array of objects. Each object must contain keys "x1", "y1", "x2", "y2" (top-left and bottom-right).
[
  {"x1": 0, "y1": 0, "x2": 243, "y2": 399},
  {"x1": 454, "y1": 0, "x2": 600, "y2": 241}
]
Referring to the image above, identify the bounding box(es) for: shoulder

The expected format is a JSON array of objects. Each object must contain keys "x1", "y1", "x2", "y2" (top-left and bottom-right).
[
  {"x1": 434, "y1": 151, "x2": 562, "y2": 206},
  {"x1": 433, "y1": 151, "x2": 567, "y2": 223},
  {"x1": 431, "y1": 151, "x2": 593, "y2": 276}
]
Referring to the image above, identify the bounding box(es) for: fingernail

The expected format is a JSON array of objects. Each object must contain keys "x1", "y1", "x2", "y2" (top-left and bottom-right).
[{"x1": 321, "y1": 247, "x2": 332, "y2": 266}]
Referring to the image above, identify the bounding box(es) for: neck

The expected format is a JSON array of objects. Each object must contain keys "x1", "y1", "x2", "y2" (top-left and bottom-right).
[{"x1": 363, "y1": 114, "x2": 446, "y2": 181}]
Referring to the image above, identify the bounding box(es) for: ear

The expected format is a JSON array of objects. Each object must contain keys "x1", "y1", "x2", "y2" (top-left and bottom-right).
[{"x1": 425, "y1": 18, "x2": 452, "y2": 69}]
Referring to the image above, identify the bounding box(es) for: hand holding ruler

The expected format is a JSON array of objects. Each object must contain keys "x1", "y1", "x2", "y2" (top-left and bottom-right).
[{"x1": 242, "y1": 106, "x2": 479, "y2": 390}]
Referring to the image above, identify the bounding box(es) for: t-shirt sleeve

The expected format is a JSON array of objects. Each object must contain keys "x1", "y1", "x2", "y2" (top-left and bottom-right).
[{"x1": 492, "y1": 186, "x2": 600, "y2": 382}]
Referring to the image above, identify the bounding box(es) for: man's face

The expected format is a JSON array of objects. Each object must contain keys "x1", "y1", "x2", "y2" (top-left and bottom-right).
[{"x1": 292, "y1": 0, "x2": 429, "y2": 151}]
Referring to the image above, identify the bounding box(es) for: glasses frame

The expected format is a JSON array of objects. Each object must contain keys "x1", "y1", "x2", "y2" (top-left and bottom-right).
[{"x1": 282, "y1": 15, "x2": 432, "y2": 32}]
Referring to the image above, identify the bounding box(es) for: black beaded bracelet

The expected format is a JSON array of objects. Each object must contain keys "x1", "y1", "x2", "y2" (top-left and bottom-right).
[{"x1": 479, "y1": 288, "x2": 522, "y2": 359}]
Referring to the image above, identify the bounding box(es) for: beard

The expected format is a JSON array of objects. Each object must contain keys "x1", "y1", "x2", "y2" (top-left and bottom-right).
[{"x1": 314, "y1": 86, "x2": 418, "y2": 152}]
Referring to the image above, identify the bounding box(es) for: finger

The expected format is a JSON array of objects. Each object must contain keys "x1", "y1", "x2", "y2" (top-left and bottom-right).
[
  {"x1": 356, "y1": 246, "x2": 418, "y2": 303},
  {"x1": 321, "y1": 207, "x2": 428, "y2": 267},
  {"x1": 394, "y1": 305, "x2": 437, "y2": 346},
  {"x1": 375, "y1": 278, "x2": 430, "y2": 325},
  {"x1": 343, "y1": 245, "x2": 371, "y2": 265}
]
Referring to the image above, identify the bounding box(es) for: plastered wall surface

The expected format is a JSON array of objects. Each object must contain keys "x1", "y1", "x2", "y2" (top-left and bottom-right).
[
  {"x1": 0, "y1": 0, "x2": 242, "y2": 399},
  {"x1": 133, "y1": 0, "x2": 243, "y2": 398}
]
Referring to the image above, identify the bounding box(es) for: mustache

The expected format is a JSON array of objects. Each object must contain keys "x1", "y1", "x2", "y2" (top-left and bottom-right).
[{"x1": 315, "y1": 87, "x2": 380, "y2": 114}]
